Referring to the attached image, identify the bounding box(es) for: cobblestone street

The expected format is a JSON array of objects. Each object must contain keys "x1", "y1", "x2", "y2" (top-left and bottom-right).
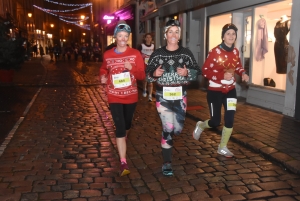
[{"x1": 0, "y1": 56, "x2": 300, "y2": 201}]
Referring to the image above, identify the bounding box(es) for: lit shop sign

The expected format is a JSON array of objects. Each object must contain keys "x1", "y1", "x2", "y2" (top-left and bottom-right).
[{"x1": 103, "y1": 15, "x2": 115, "y2": 24}]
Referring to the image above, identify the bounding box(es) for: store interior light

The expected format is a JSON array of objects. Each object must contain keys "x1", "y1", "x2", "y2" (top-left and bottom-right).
[
  {"x1": 80, "y1": 22, "x2": 83, "y2": 25},
  {"x1": 81, "y1": 15, "x2": 85, "y2": 19},
  {"x1": 82, "y1": 33, "x2": 86, "y2": 35},
  {"x1": 28, "y1": 13, "x2": 32, "y2": 17},
  {"x1": 68, "y1": 29, "x2": 72, "y2": 32},
  {"x1": 50, "y1": 24, "x2": 54, "y2": 28}
]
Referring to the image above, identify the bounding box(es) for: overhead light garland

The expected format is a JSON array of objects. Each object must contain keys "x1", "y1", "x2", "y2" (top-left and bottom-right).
[
  {"x1": 33, "y1": 1, "x2": 92, "y2": 30},
  {"x1": 34, "y1": 4, "x2": 90, "y2": 13},
  {"x1": 44, "y1": 0, "x2": 92, "y2": 6}
]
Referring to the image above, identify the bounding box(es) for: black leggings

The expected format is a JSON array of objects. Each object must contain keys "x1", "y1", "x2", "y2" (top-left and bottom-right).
[
  {"x1": 207, "y1": 89, "x2": 236, "y2": 128},
  {"x1": 109, "y1": 103, "x2": 137, "y2": 138}
]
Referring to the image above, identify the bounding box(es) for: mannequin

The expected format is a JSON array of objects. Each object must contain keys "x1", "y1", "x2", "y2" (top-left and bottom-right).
[{"x1": 274, "y1": 15, "x2": 290, "y2": 74}]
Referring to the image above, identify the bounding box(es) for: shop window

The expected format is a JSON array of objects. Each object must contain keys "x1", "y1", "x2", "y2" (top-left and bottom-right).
[
  {"x1": 208, "y1": 13, "x2": 232, "y2": 51},
  {"x1": 252, "y1": 0, "x2": 292, "y2": 90}
]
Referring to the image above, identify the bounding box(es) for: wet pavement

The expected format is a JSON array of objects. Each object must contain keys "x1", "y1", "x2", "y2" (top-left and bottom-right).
[{"x1": 0, "y1": 55, "x2": 300, "y2": 201}]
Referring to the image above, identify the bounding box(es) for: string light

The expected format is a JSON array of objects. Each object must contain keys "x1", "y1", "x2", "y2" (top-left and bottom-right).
[
  {"x1": 44, "y1": 0, "x2": 92, "y2": 7},
  {"x1": 33, "y1": 5, "x2": 91, "y2": 30},
  {"x1": 34, "y1": 4, "x2": 90, "y2": 13}
]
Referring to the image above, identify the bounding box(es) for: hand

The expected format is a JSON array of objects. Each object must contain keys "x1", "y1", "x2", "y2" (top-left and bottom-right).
[
  {"x1": 224, "y1": 72, "x2": 233, "y2": 80},
  {"x1": 124, "y1": 60, "x2": 132, "y2": 70},
  {"x1": 177, "y1": 65, "x2": 188, "y2": 76},
  {"x1": 153, "y1": 65, "x2": 165, "y2": 77},
  {"x1": 242, "y1": 73, "x2": 249, "y2": 82},
  {"x1": 100, "y1": 75, "x2": 107, "y2": 84}
]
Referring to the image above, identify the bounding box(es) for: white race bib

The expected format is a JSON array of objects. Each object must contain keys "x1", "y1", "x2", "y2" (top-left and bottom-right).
[
  {"x1": 163, "y1": 86, "x2": 182, "y2": 100},
  {"x1": 112, "y1": 72, "x2": 131, "y2": 88},
  {"x1": 227, "y1": 98, "x2": 237, "y2": 111}
]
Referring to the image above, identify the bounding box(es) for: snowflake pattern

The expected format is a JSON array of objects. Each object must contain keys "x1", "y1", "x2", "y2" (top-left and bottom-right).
[
  {"x1": 216, "y1": 48, "x2": 221, "y2": 54},
  {"x1": 210, "y1": 63, "x2": 214, "y2": 68},
  {"x1": 212, "y1": 76, "x2": 217, "y2": 80}
]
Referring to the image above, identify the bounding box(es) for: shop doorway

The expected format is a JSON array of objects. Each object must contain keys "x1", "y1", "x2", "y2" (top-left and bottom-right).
[{"x1": 241, "y1": 13, "x2": 252, "y2": 78}]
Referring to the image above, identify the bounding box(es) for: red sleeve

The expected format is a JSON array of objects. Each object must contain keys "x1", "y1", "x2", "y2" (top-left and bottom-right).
[{"x1": 130, "y1": 50, "x2": 146, "y2": 81}]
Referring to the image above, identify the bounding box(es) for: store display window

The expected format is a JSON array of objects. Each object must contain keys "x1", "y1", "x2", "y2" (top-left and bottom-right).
[{"x1": 252, "y1": 0, "x2": 292, "y2": 90}]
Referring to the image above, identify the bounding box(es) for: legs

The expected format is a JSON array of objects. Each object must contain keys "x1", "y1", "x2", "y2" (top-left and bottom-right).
[
  {"x1": 142, "y1": 79, "x2": 147, "y2": 97},
  {"x1": 156, "y1": 91, "x2": 187, "y2": 175},
  {"x1": 193, "y1": 89, "x2": 236, "y2": 157},
  {"x1": 142, "y1": 79, "x2": 153, "y2": 101},
  {"x1": 109, "y1": 103, "x2": 137, "y2": 176}
]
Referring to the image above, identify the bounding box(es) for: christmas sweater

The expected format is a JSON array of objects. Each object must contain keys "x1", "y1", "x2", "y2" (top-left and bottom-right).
[
  {"x1": 146, "y1": 46, "x2": 201, "y2": 89},
  {"x1": 100, "y1": 47, "x2": 145, "y2": 104},
  {"x1": 202, "y1": 45, "x2": 245, "y2": 93}
]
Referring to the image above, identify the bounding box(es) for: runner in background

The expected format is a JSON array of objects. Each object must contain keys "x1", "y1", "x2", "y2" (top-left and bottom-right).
[{"x1": 138, "y1": 33, "x2": 155, "y2": 102}]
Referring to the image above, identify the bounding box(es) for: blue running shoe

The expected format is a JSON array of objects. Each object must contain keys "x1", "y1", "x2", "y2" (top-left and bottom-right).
[{"x1": 162, "y1": 162, "x2": 173, "y2": 176}]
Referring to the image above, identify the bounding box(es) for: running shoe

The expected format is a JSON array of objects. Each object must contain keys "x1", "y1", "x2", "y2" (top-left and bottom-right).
[
  {"x1": 148, "y1": 96, "x2": 152, "y2": 102},
  {"x1": 193, "y1": 121, "x2": 203, "y2": 140},
  {"x1": 162, "y1": 162, "x2": 173, "y2": 176},
  {"x1": 142, "y1": 91, "x2": 147, "y2": 97},
  {"x1": 217, "y1": 146, "x2": 234, "y2": 158},
  {"x1": 120, "y1": 162, "x2": 130, "y2": 176}
]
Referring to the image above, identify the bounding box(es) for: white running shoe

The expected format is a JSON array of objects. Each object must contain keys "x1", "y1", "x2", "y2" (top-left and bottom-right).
[
  {"x1": 217, "y1": 146, "x2": 234, "y2": 158},
  {"x1": 193, "y1": 121, "x2": 203, "y2": 140},
  {"x1": 148, "y1": 96, "x2": 152, "y2": 102},
  {"x1": 142, "y1": 91, "x2": 147, "y2": 97}
]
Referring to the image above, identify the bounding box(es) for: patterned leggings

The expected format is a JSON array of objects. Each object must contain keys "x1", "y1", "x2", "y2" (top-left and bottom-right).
[{"x1": 155, "y1": 90, "x2": 187, "y2": 149}]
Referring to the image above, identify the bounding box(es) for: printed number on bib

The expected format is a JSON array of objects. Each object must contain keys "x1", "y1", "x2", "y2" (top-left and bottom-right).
[
  {"x1": 227, "y1": 98, "x2": 237, "y2": 111},
  {"x1": 163, "y1": 86, "x2": 182, "y2": 100},
  {"x1": 112, "y1": 72, "x2": 131, "y2": 88}
]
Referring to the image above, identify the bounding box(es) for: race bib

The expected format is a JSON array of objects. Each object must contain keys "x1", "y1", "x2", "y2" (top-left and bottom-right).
[
  {"x1": 163, "y1": 86, "x2": 182, "y2": 100},
  {"x1": 112, "y1": 72, "x2": 131, "y2": 88},
  {"x1": 227, "y1": 98, "x2": 237, "y2": 111}
]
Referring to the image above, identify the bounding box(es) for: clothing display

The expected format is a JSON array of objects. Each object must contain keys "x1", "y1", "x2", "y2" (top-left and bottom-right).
[
  {"x1": 255, "y1": 18, "x2": 268, "y2": 61},
  {"x1": 274, "y1": 18, "x2": 290, "y2": 74}
]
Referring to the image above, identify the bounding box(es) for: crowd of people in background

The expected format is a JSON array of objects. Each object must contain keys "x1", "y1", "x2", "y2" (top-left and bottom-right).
[{"x1": 22, "y1": 41, "x2": 103, "y2": 63}]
